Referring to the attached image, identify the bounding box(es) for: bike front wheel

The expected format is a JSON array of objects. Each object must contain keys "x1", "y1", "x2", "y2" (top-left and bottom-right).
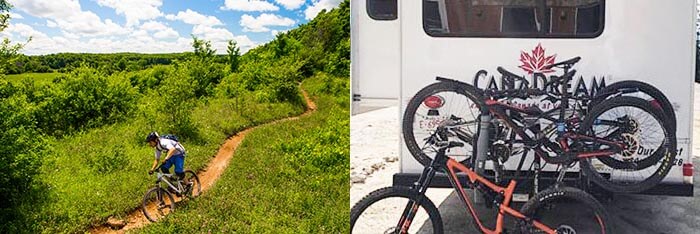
[
  {"x1": 351, "y1": 186, "x2": 443, "y2": 234},
  {"x1": 519, "y1": 186, "x2": 613, "y2": 234},
  {"x1": 183, "y1": 170, "x2": 201, "y2": 198},
  {"x1": 142, "y1": 187, "x2": 176, "y2": 222}
]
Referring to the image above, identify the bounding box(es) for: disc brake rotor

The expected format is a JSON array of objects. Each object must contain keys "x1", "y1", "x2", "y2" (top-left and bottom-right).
[{"x1": 620, "y1": 133, "x2": 639, "y2": 159}]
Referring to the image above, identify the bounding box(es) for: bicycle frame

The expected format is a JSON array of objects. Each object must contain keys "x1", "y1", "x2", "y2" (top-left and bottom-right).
[
  {"x1": 483, "y1": 97, "x2": 625, "y2": 165},
  {"x1": 155, "y1": 172, "x2": 183, "y2": 194},
  {"x1": 403, "y1": 148, "x2": 557, "y2": 234}
]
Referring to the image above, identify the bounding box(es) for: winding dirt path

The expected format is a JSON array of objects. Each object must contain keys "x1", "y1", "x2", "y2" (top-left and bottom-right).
[{"x1": 90, "y1": 89, "x2": 317, "y2": 233}]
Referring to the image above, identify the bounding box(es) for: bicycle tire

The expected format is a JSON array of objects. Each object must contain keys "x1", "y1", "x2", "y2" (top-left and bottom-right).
[
  {"x1": 402, "y1": 81, "x2": 484, "y2": 167},
  {"x1": 591, "y1": 94, "x2": 674, "y2": 171},
  {"x1": 184, "y1": 170, "x2": 201, "y2": 199},
  {"x1": 519, "y1": 186, "x2": 613, "y2": 234},
  {"x1": 351, "y1": 186, "x2": 443, "y2": 234},
  {"x1": 591, "y1": 80, "x2": 676, "y2": 133},
  {"x1": 580, "y1": 96, "x2": 676, "y2": 193},
  {"x1": 142, "y1": 187, "x2": 176, "y2": 222}
]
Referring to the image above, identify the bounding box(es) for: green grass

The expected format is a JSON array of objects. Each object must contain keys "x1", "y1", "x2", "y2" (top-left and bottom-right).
[
  {"x1": 135, "y1": 75, "x2": 349, "y2": 233},
  {"x1": 5, "y1": 72, "x2": 65, "y2": 85},
  {"x1": 26, "y1": 92, "x2": 306, "y2": 233}
]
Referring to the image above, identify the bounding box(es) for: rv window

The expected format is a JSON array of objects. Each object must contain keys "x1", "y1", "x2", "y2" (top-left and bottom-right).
[
  {"x1": 423, "y1": 0, "x2": 604, "y2": 38},
  {"x1": 368, "y1": 0, "x2": 397, "y2": 20}
]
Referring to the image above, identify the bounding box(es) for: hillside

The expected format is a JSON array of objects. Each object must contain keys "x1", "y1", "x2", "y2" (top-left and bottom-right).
[{"x1": 0, "y1": 0, "x2": 349, "y2": 233}]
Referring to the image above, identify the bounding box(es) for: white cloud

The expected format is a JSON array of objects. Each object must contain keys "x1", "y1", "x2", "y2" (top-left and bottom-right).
[
  {"x1": 271, "y1": 29, "x2": 289, "y2": 36},
  {"x1": 275, "y1": 0, "x2": 305, "y2": 10},
  {"x1": 304, "y1": 0, "x2": 341, "y2": 20},
  {"x1": 240, "y1": 13, "x2": 295, "y2": 32},
  {"x1": 166, "y1": 9, "x2": 223, "y2": 26},
  {"x1": 165, "y1": 9, "x2": 256, "y2": 52},
  {"x1": 3, "y1": 1, "x2": 263, "y2": 54},
  {"x1": 140, "y1": 21, "x2": 179, "y2": 39},
  {"x1": 193, "y1": 25, "x2": 235, "y2": 41},
  {"x1": 231, "y1": 35, "x2": 258, "y2": 53},
  {"x1": 95, "y1": 0, "x2": 163, "y2": 27},
  {"x1": 3, "y1": 23, "x2": 47, "y2": 38},
  {"x1": 220, "y1": 0, "x2": 279, "y2": 12},
  {"x1": 9, "y1": 12, "x2": 23, "y2": 19},
  {"x1": 153, "y1": 29, "x2": 179, "y2": 39},
  {"x1": 9, "y1": 0, "x2": 128, "y2": 37},
  {"x1": 46, "y1": 20, "x2": 57, "y2": 28}
]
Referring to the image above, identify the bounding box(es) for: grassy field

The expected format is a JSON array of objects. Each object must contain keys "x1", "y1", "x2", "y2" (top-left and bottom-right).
[
  {"x1": 136, "y1": 75, "x2": 349, "y2": 233},
  {"x1": 24, "y1": 92, "x2": 306, "y2": 233},
  {"x1": 5, "y1": 72, "x2": 65, "y2": 84}
]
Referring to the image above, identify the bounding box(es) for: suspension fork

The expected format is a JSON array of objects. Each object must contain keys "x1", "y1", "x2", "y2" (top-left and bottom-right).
[{"x1": 396, "y1": 158, "x2": 440, "y2": 233}]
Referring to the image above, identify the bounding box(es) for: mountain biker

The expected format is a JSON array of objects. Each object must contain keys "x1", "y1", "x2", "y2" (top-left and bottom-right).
[{"x1": 146, "y1": 132, "x2": 187, "y2": 182}]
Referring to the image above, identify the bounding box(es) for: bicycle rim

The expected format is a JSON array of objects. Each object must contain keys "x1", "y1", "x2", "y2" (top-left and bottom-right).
[
  {"x1": 142, "y1": 187, "x2": 175, "y2": 222},
  {"x1": 403, "y1": 82, "x2": 482, "y2": 167},
  {"x1": 184, "y1": 170, "x2": 201, "y2": 198},
  {"x1": 351, "y1": 187, "x2": 443, "y2": 234}
]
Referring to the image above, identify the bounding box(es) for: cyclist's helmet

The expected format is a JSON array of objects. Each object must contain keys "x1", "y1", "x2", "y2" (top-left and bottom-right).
[{"x1": 146, "y1": 131, "x2": 159, "y2": 142}]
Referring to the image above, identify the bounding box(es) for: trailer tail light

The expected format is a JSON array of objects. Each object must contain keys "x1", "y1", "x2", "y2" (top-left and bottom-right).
[
  {"x1": 683, "y1": 163, "x2": 693, "y2": 184},
  {"x1": 423, "y1": 95, "x2": 445, "y2": 109}
]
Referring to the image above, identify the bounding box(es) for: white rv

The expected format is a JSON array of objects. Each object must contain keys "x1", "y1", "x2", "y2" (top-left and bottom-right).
[{"x1": 351, "y1": 0, "x2": 695, "y2": 196}]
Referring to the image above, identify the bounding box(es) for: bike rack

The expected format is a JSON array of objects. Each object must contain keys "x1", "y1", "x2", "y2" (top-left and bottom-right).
[{"x1": 474, "y1": 110, "x2": 491, "y2": 204}]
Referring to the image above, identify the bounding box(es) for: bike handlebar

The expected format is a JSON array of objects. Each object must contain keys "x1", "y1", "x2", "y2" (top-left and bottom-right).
[
  {"x1": 544, "y1": 56, "x2": 581, "y2": 70},
  {"x1": 497, "y1": 66, "x2": 530, "y2": 88}
]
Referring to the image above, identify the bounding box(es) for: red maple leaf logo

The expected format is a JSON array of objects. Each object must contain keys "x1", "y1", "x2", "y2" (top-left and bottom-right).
[{"x1": 519, "y1": 43, "x2": 557, "y2": 74}]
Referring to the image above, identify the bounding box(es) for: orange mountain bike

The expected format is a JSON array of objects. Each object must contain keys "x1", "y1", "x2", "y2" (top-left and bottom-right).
[{"x1": 350, "y1": 141, "x2": 612, "y2": 234}]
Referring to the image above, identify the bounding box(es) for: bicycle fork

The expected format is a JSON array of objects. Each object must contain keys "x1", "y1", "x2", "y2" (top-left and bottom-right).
[{"x1": 397, "y1": 159, "x2": 440, "y2": 233}]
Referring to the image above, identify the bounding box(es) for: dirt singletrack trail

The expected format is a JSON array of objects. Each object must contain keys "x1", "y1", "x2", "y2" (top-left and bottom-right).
[{"x1": 91, "y1": 89, "x2": 317, "y2": 233}]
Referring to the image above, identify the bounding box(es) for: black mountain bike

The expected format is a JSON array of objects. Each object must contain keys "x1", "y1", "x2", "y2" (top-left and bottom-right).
[{"x1": 402, "y1": 57, "x2": 676, "y2": 193}]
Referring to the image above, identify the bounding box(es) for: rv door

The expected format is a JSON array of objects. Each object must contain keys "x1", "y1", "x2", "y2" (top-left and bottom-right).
[{"x1": 351, "y1": 0, "x2": 400, "y2": 114}]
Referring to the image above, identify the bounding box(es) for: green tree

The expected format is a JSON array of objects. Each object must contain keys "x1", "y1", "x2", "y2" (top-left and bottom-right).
[
  {"x1": 0, "y1": 0, "x2": 10, "y2": 31},
  {"x1": 191, "y1": 35, "x2": 215, "y2": 59},
  {"x1": 227, "y1": 39, "x2": 241, "y2": 72},
  {"x1": 274, "y1": 33, "x2": 288, "y2": 58},
  {"x1": 0, "y1": 37, "x2": 30, "y2": 75}
]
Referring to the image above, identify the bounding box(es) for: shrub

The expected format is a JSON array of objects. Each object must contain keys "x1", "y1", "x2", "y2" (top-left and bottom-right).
[
  {"x1": 0, "y1": 93, "x2": 45, "y2": 229},
  {"x1": 33, "y1": 67, "x2": 138, "y2": 136}
]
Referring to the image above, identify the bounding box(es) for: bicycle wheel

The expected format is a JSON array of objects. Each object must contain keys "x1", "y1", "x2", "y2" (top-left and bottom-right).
[
  {"x1": 351, "y1": 186, "x2": 443, "y2": 234},
  {"x1": 580, "y1": 96, "x2": 676, "y2": 193},
  {"x1": 591, "y1": 80, "x2": 676, "y2": 133},
  {"x1": 519, "y1": 186, "x2": 613, "y2": 234},
  {"x1": 403, "y1": 81, "x2": 484, "y2": 167},
  {"x1": 142, "y1": 187, "x2": 176, "y2": 222},
  {"x1": 183, "y1": 170, "x2": 201, "y2": 198}
]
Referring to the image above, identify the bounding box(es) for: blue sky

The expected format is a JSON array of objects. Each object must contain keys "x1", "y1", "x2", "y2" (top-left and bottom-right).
[{"x1": 3, "y1": 0, "x2": 342, "y2": 55}]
